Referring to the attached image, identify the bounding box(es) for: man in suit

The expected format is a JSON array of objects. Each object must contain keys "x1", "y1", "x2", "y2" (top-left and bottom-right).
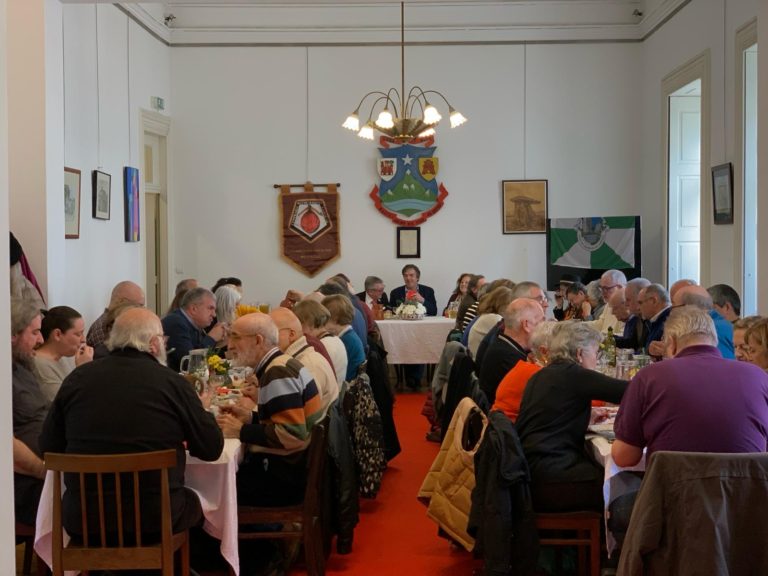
[
  {"x1": 162, "y1": 287, "x2": 227, "y2": 371},
  {"x1": 389, "y1": 264, "x2": 437, "y2": 316},
  {"x1": 638, "y1": 283, "x2": 672, "y2": 357},
  {"x1": 356, "y1": 275, "x2": 390, "y2": 310}
]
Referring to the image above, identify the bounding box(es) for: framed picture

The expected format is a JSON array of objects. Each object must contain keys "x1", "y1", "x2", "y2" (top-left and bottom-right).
[
  {"x1": 711, "y1": 163, "x2": 733, "y2": 225},
  {"x1": 123, "y1": 166, "x2": 140, "y2": 242},
  {"x1": 396, "y1": 226, "x2": 420, "y2": 258},
  {"x1": 502, "y1": 179, "x2": 548, "y2": 234},
  {"x1": 92, "y1": 170, "x2": 111, "y2": 220},
  {"x1": 64, "y1": 167, "x2": 81, "y2": 239}
]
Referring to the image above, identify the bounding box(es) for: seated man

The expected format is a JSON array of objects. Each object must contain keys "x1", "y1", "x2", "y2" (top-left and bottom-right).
[
  {"x1": 588, "y1": 269, "x2": 627, "y2": 334},
  {"x1": 707, "y1": 283, "x2": 741, "y2": 323},
  {"x1": 216, "y1": 313, "x2": 323, "y2": 506},
  {"x1": 162, "y1": 287, "x2": 227, "y2": 371},
  {"x1": 11, "y1": 298, "x2": 47, "y2": 526},
  {"x1": 637, "y1": 283, "x2": 672, "y2": 357},
  {"x1": 674, "y1": 284, "x2": 735, "y2": 359},
  {"x1": 86, "y1": 280, "x2": 145, "y2": 347},
  {"x1": 357, "y1": 275, "x2": 389, "y2": 310},
  {"x1": 614, "y1": 277, "x2": 650, "y2": 350},
  {"x1": 40, "y1": 307, "x2": 224, "y2": 536},
  {"x1": 389, "y1": 264, "x2": 437, "y2": 316}
]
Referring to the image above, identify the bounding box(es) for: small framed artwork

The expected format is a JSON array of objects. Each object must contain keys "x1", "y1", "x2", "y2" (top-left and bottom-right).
[
  {"x1": 502, "y1": 179, "x2": 548, "y2": 234},
  {"x1": 123, "y1": 166, "x2": 140, "y2": 242},
  {"x1": 92, "y1": 170, "x2": 111, "y2": 220},
  {"x1": 64, "y1": 167, "x2": 81, "y2": 239},
  {"x1": 396, "y1": 226, "x2": 420, "y2": 258},
  {"x1": 711, "y1": 163, "x2": 733, "y2": 225}
]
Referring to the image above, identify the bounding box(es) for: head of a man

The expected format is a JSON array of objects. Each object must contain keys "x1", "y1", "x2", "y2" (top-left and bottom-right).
[
  {"x1": 227, "y1": 313, "x2": 279, "y2": 369},
  {"x1": 637, "y1": 284, "x2": 671, "y2": 320},
  {"x1": 707, "y1": 284, "x2": 741, "y2": 322},
  {"x1": 181, "y1": 287, "x2": 217, "y2": 329},
  {"x1": 11, "y1": 298, "x2": 43, "y2": 366},
  {"x1": 669, "y1": 278, "x2": 697, "y2": 303},
  {"x1": 292, "y1": 300, "x2": 331, "y2": 337},
  {"x1": 108, "y1": 281, "x2": 145, "y2": 310},
  {"x1": 733, "y1": 316, "x2": 762, "y2": 362},
  {"x1": 599, "y1": 269, "x2": 627, "y2": 302},
  {"x1": 565, "y1": 282, "x2": 588, "y2": 309},
  {"x1": 745, "y1": 319, "x2": 768, "y2": 371},
  {"x1": 529, "y1": 320, "x2": 559, "y2": 366},
  {"x1": 364, "y1": 276, "x2": 386, "y2": 300},
  {"x1": 40, "y1": 306, "x2": 85, "y2": 358},
  {"x1": 467, "y1": 274, "x2": 486, "y2": 297},
  {"x1": 502, "y1": 298, "x2": 545, "y2": 349},
  {"x1": 608, "y1": 290, "x2": 630, "y2": 322},
  {"x1": 674, "y1": 284, "x2": 713, "y2": 309},
  {"x1": 624, "y1": 277, "x2": 651, "y2": 316},
  {"x1": 175, "y1": 278, "x2": 198, "y2": 295},
  {"x1": 107, "y1": 308, "x2": 167, "y2": 365},
  {"x1": 401, "y1": 264, "x2": 421, "y2": 290},
  {"x1": 548, "y1": 321, "x2": 603, "y2": 370},
  {"x1": 511, "y1": 281, "x2": 549, "y2": 311},
  {"x1": 269, "y1": 307, "x2": 303, "y2": 352},
  {"x1": 662, "y1": 305, "x2": 718, "y2": 358}
]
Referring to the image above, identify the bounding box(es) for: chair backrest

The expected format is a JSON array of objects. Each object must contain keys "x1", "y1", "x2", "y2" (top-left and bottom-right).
[
  {"x1": 44, "y1": 449, "x2": 178, "y2": 575},
  {"x1": 303, "y1": 419, "x2": 329, "y2": 514}
]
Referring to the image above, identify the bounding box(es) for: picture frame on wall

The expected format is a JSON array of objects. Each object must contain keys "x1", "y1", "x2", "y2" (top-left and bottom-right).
[
  {"x1": 711, "y1": 162, "x2": 733, "y2": 225},
  {"x1": 123, "y1": 166, "x2": 140, "y2": 242},
  {"x1": 92, "y1": 170, "x2": 111, "y2": 220},
  {"x1": 64, "y1": 167, "x2": 81, "y2": 239},
  {"x1": 502, "y1": 179, "x2": 548, "y2": 234},
  {"x1": 396, "y1": 226, "x2": 420, "y2": 258}
]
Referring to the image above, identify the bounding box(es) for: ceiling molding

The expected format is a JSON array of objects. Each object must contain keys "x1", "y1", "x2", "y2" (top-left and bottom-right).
[{"x1": 116, "y1": 3, "x2": 171, "y2": 45}]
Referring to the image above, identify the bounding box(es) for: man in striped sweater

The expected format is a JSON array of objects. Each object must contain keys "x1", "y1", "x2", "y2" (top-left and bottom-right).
[{"x1": 216, "y1": 312, "x2": 323, "y2": 506}]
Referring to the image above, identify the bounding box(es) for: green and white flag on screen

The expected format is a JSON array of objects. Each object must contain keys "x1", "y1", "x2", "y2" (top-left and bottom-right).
[{"x1": 550, "y1": 217, "x2": 635, "y2": 269}]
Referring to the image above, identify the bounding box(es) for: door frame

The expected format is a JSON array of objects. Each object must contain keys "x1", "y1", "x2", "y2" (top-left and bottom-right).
[{"x1": 661, "y1": 50, "x2": 711, "y2": 287}]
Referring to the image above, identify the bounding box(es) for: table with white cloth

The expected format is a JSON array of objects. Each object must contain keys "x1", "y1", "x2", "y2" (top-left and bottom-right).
[
  {"x1": 376, "y1": 317, "x2": 455, "y2": 364},
  {"x1": 35, "y1": 438, "x2": 244, "y2": 575}
]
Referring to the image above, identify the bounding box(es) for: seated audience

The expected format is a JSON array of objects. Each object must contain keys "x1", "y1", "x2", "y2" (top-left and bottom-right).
[
  {"x1": 87, "y1": 280, "x2": 145, "y2": 347},
  {"x1": 443, "y1": 272, "x2": 471, "y2": 315},
  {"x1": 389, "y1": 264, "x2": 437, "y2": 316},
  {"x1": 323, "y1": 294, "x2": 365, "y2": 381},
  {"x1": 32, "y1": 306, "x2": 94, "y2": 401},
  {"x1": 552, "y1": 273, "x2": 580, "y2": 321},
  {"x1": 270, "y1": 307, "x2": 339, "y2": 413},
  {"x1": 92, "y1": 302, "x2": 142, "y2": 360},
  {"x1": 331, "y1": 273, "x2": 378, "y2": 336},
  {"x1": 478, "y1": 298, "x2": 545, "y2": 405},
  {"x1": 563, "y1": 282, "x2": 592, "y2": 320},
  {"x1": 673, "y1": 284, "x2": 735, "y2": 359},
  {"x1": 162, "y1": 287, "x2": 227, "y2": 371},
  {"x1": 614, "y1": 277, "x2": 650, "y2": 350},
  {"x1": 11, "y1": 298, "x2": 47, "y2": 526},
  {"x1": 318, "y1": 282, "x2": 369, "y2": 345},
  {"x1": 215, "y1": 313, "x2": 322, "y2": 506},
  {"x1": 638, "y1": 283, "x2": 672, "y2": 357},
  {"x1": 608, "y1": 289, "x2": 630, "y2": 323},
  {"x1": 734, "y1": 315, "x2": 762, "y2": 362},
  {"x1": 516, "y1": 322, "x2": 627, "y2": 513},
  {"x1": 214, "y1": 284, "x2": 242, "y2": 326},
  {"x1": 585, "y1": 280, "x2": 605, "y2": 320},
  {"x1": 707, "y1": 283, "x2": 741, "y2": 322},
  {"x1": 357, "y1": 275, "x2": 389, "y2": 310},
  {"x1": 167, "y1": 278, "x2": 198, "y2": 314},
  {"x1": 668, "y1": 278, "x2": 697, "y2": 302},
  {"x1": 293, "y1": 299, "x2": 346, "y2": 386},
  {"x1": 588, "y1": 269, "x2": 627, "y2": 334},
  {"x1": 745, "y1": 318, "x2": 768, "y2": 372},
  {"x1": 40, "y1": 307, "x2": 224, "y2": 536},
  {"x1": 466, "y1": 286, "x2": 514, "y2": 358},
  {"x1": 492, "y1": 320, "x2": 558, "y2": 422},
  {"x1": 455, "y1": 274, "x2": 486, "y2": 330}
]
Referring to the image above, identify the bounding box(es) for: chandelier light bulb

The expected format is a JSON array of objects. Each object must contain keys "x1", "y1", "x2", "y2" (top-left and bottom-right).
[
  {"x1": 449, "y1": 108, "x2": 467, "y2": 128},
  {"x1": 375, "y1": 108, "x2": 395, "y2": 129},
  {"x1": 358, "y1": 123, "x2": 375, "y2": 140},
  {"x1": 422, "y1": 103, "x2": 442, "y2": 125},
  {"x1": 342, "y1": 112, "x2": 360, "y2": 132},
  {"x1": 418, "y1": 127, "x2": 436, "y2": 138}
]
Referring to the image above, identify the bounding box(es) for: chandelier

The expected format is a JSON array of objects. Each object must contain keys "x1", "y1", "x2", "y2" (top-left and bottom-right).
[{"x1": 342, "y1": 2, "x2": 467, "y2": 141}]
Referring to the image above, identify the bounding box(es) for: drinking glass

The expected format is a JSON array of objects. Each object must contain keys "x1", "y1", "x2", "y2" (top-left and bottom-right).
[{"x1": 258, "y1": 302, "x2": 270, "y2": 314}]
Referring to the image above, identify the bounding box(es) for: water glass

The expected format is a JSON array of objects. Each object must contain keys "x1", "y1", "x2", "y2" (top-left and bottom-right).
[{"x1": 633, "y1": 354, "x2": 651, "y2": 369}]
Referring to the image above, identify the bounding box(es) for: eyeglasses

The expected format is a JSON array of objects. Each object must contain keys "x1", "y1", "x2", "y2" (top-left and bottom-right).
[
  {"x1": 599, "y1": 284, "x2": 620, "y2": 293},
  {"x1": 229, "y1": 332, "x2": 258, "y2": 342}
]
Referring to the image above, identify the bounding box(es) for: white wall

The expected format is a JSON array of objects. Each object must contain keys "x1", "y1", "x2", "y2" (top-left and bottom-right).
[
  {"x1": 170, "y1": 41, "x2": 641, "y2": 307},
  {"x1": 640, "y1": 0, "x2": 760, "y2": 286}
]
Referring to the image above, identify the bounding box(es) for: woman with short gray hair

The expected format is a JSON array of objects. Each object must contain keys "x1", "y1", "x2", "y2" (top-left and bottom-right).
[{"x1": 516, "y1": 320, "x2": 627, "y2": 514}]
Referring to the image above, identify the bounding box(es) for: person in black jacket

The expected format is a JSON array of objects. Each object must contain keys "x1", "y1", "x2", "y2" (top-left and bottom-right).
[
  {"x1": 516, "y1": 321, "x2": 627, "y2": 513},
  {"x1": 356, "y1": 275, "x2": 390, "y2": 310}
]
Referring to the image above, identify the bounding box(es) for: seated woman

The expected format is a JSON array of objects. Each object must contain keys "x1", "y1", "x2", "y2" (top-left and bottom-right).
[
  {"x1": 443, "y1": 272, "x2": 471, "y2": 316},
  {"x1": 745, "y1": 318, "x2": 768, "y2": 372},
  {"x1": 293, "y1": 299, "x2": 347, "y2": 386},
  {"x1": 734, "y1": 315, "x2": 762, "y2": 362},
  {"x1": 515, "y1": 321, "x2": 627, "y2": 513},
  {"x1": 564, "y1": 282, "x2": 593, "y2": 321},
  {"x1": 465, "y1": 286, "x2": 514, "y2": 358},
  {"x1": 32, "y1": 306, "x2": 93, "y2": 401},
  {"x1": 322, "y1": 294, "x2": 365, "y2": 382}
]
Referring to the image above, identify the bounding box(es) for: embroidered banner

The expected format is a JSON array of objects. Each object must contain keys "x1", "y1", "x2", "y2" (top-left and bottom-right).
[
  {"x1": 279, "y1": 182, "x2": 340, "y2": 277},
  {"x1": 370, "y1": 135, "x2": 448, "y2": 226}
]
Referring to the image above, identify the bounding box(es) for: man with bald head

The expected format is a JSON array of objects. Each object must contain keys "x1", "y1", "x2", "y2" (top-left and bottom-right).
[
  {"x1": 638, "y1": 284, "x2": 672, "y2": 357},
  {"x1": 479, "y1": 298, "x2": 545, "y2": 405},
  {"x1": 40, "y1": 307, "x2": 223, "y2": 538},
  {"x1": 216, "y1": 313, "x2": 323, "y2": 506},
  {"x1": 86, "y1": 280, "x2": 145, "y2": 347},
  {"x1": 674, "y1": 284, "x2": 735, "y2": 359},
  {"x1": 270, "y1": 307, "x2": 338, "y2": 413}
]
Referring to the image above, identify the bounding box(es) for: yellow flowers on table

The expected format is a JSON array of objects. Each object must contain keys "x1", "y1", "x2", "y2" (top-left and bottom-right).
[
  {"x1": 207, "y1": 353, "x2": 230, "y2": 375},
  {"x1": 236, "y1": 304, "x2": 260, "y2": 317}
]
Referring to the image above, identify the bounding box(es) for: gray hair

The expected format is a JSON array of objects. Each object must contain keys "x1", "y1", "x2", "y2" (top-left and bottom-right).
[
  {"x1": 501, "y1": 299, "x2": 541, "y2": 332},
  {"x1": 364, "y1": 275, "x2": 383, "y2": 290},
  {"x1": 529, "y1": 320, "x2": 558, "y2": 363},
  {"x1": 625, "y1": 277, "x2": 651, "y2": 299},
  {"x1": 548, "y1": 321, "x2": 603, "y2": 363},
  {"x1": 252, "y1": 314, "x2": 279, "y2": 346},
  {"x1": 11, "y1": 298, "x2": 42, "y2": 335},
  {"x1": 511, "y1": 281, "x2": 543, "y2": 301},
  {"x1": 707, "y1": 284, "x2": 741, "y2": 316},
  {"x1": 180, "y1": 286, "x2": 214, "y2": 309},
  {"x1": 215, "y1": 285, "x2": 241, "y2": 324},
  {"x1": 601, "y1": 269, "x2": 628, "y2": 286},
  {"x1": 107, "y1": 312, "x2": 161, "y2": 353},
  {"x1": 586, "y1": 280, "x2": 604, "y2": 306},
  {"x1": 643, "y1": 283, "x2": 671, "y2": 305},
  {"x1": 679, "y1": 290, "x2": 713, "y2": 311},
  {"x1": 663, "y1": 305, "x2": 717, "y2": 347}
]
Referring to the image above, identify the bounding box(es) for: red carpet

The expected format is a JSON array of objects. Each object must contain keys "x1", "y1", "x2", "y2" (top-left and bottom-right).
[{"x1": 318, "y1": 391, "x2": 479, "y2": 575}]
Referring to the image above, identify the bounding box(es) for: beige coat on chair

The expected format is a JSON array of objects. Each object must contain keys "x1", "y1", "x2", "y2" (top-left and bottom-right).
[{"x1": 417, "y1": 397, "x2": 487, "y2": 551}]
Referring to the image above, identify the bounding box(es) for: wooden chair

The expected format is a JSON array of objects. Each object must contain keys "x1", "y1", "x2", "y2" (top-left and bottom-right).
[
  {"x1": 535, "y1": 510, "x2": 602, "y2": 576},
  {"x1": 16, "y1": 521, "x2": 49, "y2": 575},
  {"x1": 44, "y1": 449, "x2": 190, "y2": 576},
  {"x1": 235, "y1": 420, "x2": 329, "y2": 576}
]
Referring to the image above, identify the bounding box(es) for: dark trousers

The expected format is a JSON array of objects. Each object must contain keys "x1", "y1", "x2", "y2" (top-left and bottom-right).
[
  {"x1": 531, "y1": 476, "x2": 604, "y2": 513},
  {"x1": 236, "y1": 452, "x2": 307, "y2": 507}
]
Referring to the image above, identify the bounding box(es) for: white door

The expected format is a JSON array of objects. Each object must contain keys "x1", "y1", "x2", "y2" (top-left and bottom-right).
[
  {"x1": 143, "y1": 131, "x2": 168, "y2": 316},
  {"x1": 667, "y1": 84, "x2": 701, "y2": 286},
  {"x1": 145, "y1": 193, "x2": 160, "y2": 313}
]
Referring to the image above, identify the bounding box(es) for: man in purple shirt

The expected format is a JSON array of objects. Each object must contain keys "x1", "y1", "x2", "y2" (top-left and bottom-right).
[{"x1": 612, "y1": 305, "x2": 768, "y2": 468}]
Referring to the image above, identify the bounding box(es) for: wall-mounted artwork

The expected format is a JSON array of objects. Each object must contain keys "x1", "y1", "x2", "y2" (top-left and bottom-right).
[
  {"x1": 64, "y1": 167, "x2": 81, "y2": 239},
  {"x1": 92, "y1": 170, "x2": 111, "y2": 220},
  {"x1": 123, "y1": 166, "x2": 140, "y2": 242},
  {"x1": 396, "y1": 227, "x2": 420, "y2": 258},
  {"x1": 711, "y1": 163, "x2": 733, "y2": 225},
  {"x1": 502, "y1": 179, "x2": 548, "y2": 234}
]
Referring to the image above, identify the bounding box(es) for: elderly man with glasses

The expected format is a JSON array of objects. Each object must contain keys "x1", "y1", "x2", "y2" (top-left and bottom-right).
[{"x1": 587, "y1": 269, "x2": 627, "y2": 335}]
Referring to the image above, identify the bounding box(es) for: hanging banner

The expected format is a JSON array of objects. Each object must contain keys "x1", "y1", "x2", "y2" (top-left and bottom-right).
[
  {"x1": 370, "y1": 135, "x2": 448, "y2": 226},
  {"x1": 549, "y1": 216, "x2": 636, "y2": 269},
  {"x1": 278, "y1": 182, "x2": 340, "y2": 277}
]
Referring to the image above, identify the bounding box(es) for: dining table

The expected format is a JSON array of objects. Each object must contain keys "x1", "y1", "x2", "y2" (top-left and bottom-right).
[
  {"x1": 34, "y1": 438, "x2": 244, "y2": 575},
  {"x1": 376, "y1": 316, "x2": 455, "y2": 364}
]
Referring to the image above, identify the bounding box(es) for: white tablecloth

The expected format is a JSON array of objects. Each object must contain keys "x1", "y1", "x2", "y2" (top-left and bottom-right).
[
  {"x1": 376, "y1": 317, "x2": 454, "y2": 364},
  {"x1": 34, "y1": 439, "x2": 243, "y2": 575}
]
